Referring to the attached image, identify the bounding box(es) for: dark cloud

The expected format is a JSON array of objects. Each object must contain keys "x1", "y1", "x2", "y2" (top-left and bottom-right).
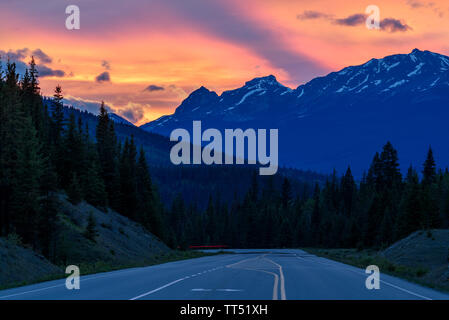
[
  {"x1": 406, "y1": 1, "x2": 444, "y2": 18},
  {"x1": 1, "y1": 48, "x2": 54, "y2": 64},
  {"x1": 296, "y1": 10, "x2": 332, "y2": 20},
  {"x1": 37, "y1": 65, "x2": 65, "y2": 77},
  {"x1": 0, "y1": 48, "x2": 65, "y2": 77},
  {"x1": 296, "y1": 11, "x2": 412, "y2": 33},
  {"x1": 406, "y1": 0, "x2": 434, "y2": 9},
  {"x1": 95, "y1": 71, "x2": 110, "y2": 82},
  {"x1": 0, "y1": 48, "x2": 30, "y2": 61},
  {"x1": 334, "y1": 14, "x2": 367, "y2": 26},
  {"x1": 380, "y1": 18, "x2": 412, "y2": 32},
  {"x1": 101, "y1": 60, "x2": 111, "y2": 70},
  {"x1": 121, "y1": 109, "x2": 143, "y2": 123},
  {"x1": 144, "y1": 84, "x2": 164, "y2": 92},
  {"x1": 332, "y1": 13, "x2": 412, "y2": 33},
  {"x1": 118, "y1": 105, "x2": 145, "y2": 123},
  {"x1": 32, "y1": 48, "x2": 52, "y2": 64}
]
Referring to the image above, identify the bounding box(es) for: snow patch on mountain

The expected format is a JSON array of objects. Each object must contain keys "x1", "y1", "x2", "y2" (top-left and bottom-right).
[
  {"x1": 408, "y1": 63, "x2": 424, "y2": 77},
  {"x1": 236, "y1": 88, "x2": 264, "y2": 105}
]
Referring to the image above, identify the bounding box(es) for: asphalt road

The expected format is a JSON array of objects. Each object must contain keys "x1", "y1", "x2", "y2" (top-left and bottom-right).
[{"x1": 1, "y1": 249, "x2": 448, "y2": 300}]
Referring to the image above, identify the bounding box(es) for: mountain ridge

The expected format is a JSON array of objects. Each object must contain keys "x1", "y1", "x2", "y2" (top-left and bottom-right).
[{"x1": 140, "y1": 48, "x2": 449, "y2": 176}]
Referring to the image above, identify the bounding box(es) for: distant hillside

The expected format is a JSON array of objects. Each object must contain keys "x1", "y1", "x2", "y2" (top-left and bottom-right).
[
  {"x1": 151, "y1": 164, "x2": 327, "y2": 211},
  {"x1": 44, "y1": 100, "x2": 328, "y2": 209},
  {"x1": 43, "y1": 98, "x2": 173, "y2": 166},
  {"x1": 142, "y1": 49, "x2": 449, "y2": 176}
]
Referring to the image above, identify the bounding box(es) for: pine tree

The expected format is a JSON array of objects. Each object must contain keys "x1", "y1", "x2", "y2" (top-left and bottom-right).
[
  {"x1": 52, "y1": 85, "x2": 64, "y2": 140},
  {"x1": 118, "y1": 136, "x2": 138, "y2": 218},
  {"x1": 96, "y1": 102, "x2": 120, "y2": 210},
  {"x1": 423, "y1": 147, "x2": 436, "y2": 185},
  {"x1": 379, "y1": 141, "x2": 402, "y2": 189},
  {"x1": 51, "y1": 85, "x2": 66, "y2": 187},
  {"x1": 420, "y1": 148, "x2": 440, "y2": 229},
  {"x1": 136, "y1": 147, "x2": 163, "y2": 237},
  {"x1": 29, "y1": 57, "x2": 40, "y2": 95},
  {"x1": 62, "y1": 113, "x2": 87, "y2": 189},
  {"x1": 367, "y1": 152, "x2": 382, "y2": 188},
  {"x1": 83, "y1": 141, "x2": 108, "y2": 208},
  {"x1": 396, "y1": 166, "x2": 422, "y2": 239},
  {"x1": 26, "y1": 57, "x2": 46, "y2": 138}
]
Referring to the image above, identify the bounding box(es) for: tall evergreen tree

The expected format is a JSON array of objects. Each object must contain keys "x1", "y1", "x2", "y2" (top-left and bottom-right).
[
  {"x1": 52, "y1": 85, "x2": 64, "y2": 140},
  {"x1": 396, "y1": 166, "x2": 422, "y2": 239},
  {"x1": 96, "y1": 102, "x2": 120, "y2": 210},
  {"x1": 422, "y1": 147, "x2": 436, "y2": 185},
  {"x1": 136, "y1": 147, "x2": 164, "y2": 237}
]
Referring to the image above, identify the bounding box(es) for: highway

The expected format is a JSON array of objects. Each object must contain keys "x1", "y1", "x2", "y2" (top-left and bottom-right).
[{"x1": 0, "y1": 249, "x2": 448, "y2": 300}]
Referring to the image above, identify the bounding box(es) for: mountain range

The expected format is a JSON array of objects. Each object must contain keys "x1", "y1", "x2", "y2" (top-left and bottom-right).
[{"x1": 141, "y1": 49, "x2": 449, "y2": 176}]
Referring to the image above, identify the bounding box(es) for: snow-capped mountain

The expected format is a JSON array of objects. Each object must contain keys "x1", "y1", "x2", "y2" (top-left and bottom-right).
[
  {"x1": 141, "y1": 49, "x2": 449, "y2": 175},
  {"x1": 141, "y1": 75, "x2": 293, "y2": 131}
]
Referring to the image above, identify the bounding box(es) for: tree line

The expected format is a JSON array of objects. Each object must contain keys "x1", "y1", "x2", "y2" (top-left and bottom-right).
[{"x1": 167, "y1": 142, "x2": 449, "y2": 249}]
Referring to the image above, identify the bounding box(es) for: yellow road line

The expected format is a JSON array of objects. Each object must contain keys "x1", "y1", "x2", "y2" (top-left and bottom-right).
[{"x1": 263, "y1": 257, "x2": 286, "y2": 300}]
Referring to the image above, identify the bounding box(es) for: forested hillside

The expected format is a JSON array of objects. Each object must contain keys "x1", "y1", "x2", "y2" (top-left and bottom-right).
[
  {"x1": 165, "y1": 142, "x2": 449, "y2": 249},
  {"x1": 0, "y1": 58, "x2": 166, "y2": 259}
]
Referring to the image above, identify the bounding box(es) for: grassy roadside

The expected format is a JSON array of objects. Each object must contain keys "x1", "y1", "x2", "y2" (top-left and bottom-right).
[
  {"x1": 302, "y1": 248, "x2": 449, "y2": 293},
  {"x1": 0, "y1": 250, "x2": 217, "y2": 291}
]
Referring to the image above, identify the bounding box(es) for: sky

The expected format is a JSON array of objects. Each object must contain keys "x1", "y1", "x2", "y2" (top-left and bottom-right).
[{"x1": 1, "y1": 0, "x2": 449, "y2": 126}]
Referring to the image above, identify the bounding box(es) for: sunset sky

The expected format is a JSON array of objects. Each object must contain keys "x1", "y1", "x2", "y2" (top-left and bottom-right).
[{"x1": 1, "y1": 0, "x2": 449, "y2": 125}]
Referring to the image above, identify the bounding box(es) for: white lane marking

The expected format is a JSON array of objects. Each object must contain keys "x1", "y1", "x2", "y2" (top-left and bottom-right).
[
  {"x1": 0, "y1": 284, "x2": 65, "y2": 299},
  {"x1": 216, "y1": 289, "x2": 244, "y2": 292},
  {"x1": 379, "y1": 279, "x2": 431, "y2": 300},
  {"x1": 191, "y1": 289, "x2": 213, "y2": 292},
  {"x1": 295, "y1": 256, "x2": 432, "y2": 300},
  {"x1": 0, "y1": 269, "x2": 139, "y2": 299},
  {"x1": 0, "y1": 256, "x2": 235, "y2": 300},
  {"x1": 191, "y1": 288, "x2": 244, "y2": 292},
  {"x1": 130, "y1": 278, "x2": 187, "y2": 300},
  {"x1": 264, "y1": 257, "x2": 286, "y2": 300},
  {"x1": 129, "y1": 264, "x2": 232, "y2": 300}
]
